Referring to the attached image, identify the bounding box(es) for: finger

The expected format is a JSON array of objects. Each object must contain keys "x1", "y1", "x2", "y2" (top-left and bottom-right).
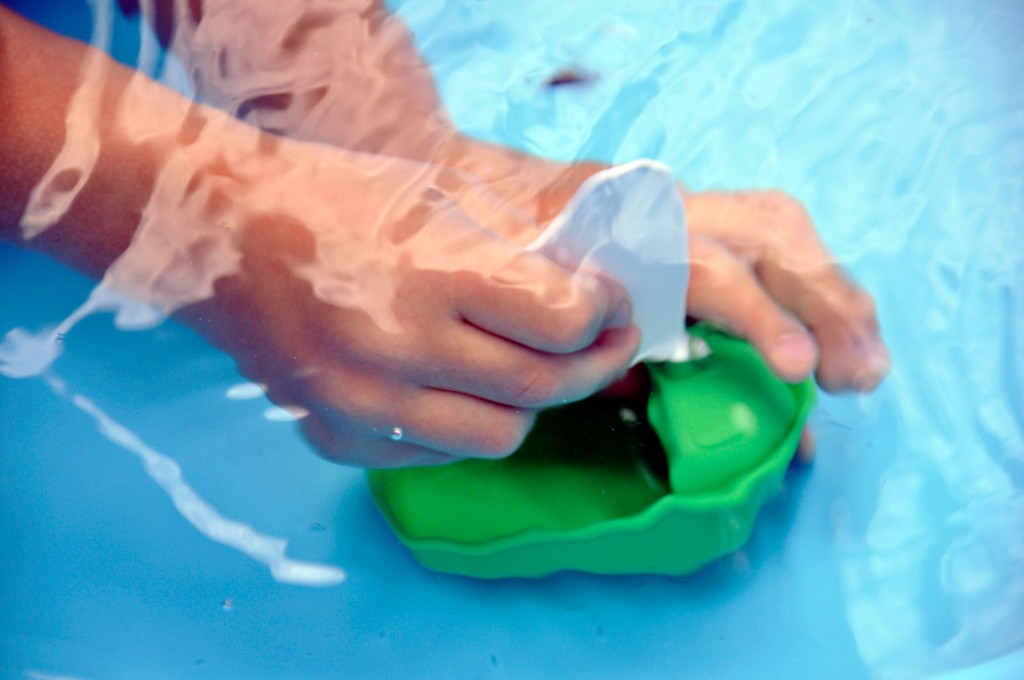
[
  {"x1": 454, "y1": 250, "x2": 632, "y2": 353},
  {"x1": 688, "y1": 237, "x2": 818, "y2": 383},
  {"x1": 797, "y1": 427, "x2": 816, "y2": 464},
  {"x1": 684, "y1": 191, "x2": 830, "y2": 269},
  {"x1": 301, "y1": 412, "x2": 457, "y2": 468},
  {"x1": 294, "y1": 369, "x2": 543, "y2": 462},
  {"x1": 415, "y1": 323, "x2": 641, "y2": 409},
  {"x1": 314, "y1": 270, "x2": 638, "y2": 408},
  {"x1": 684, "y1": 191, "x2": 890, "y2": 392},
  {"x1": 384, "y1": 389, "x2": 539, "y2": 459}
]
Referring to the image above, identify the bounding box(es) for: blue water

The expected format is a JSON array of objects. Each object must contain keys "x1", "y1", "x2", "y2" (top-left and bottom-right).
[{"x1": 2, "y1": 0, "x2": 1022, "y2": 678}]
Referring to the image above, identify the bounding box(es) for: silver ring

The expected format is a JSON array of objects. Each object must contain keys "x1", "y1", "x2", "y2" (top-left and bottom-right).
[{"x1": 389, "y1": 426, "x2": 404, "y2": 442}]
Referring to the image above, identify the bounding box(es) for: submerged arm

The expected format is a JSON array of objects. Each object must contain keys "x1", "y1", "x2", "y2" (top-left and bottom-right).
[
  {"x1": 146, "y1": 0, "x2": 888, "y2": 394},
  {"x1": 0, "y1": 4, "x2": 170, "y2": 275},
  {"x1": 0, "y1": 5, "x2": 639, "y2": 467}
]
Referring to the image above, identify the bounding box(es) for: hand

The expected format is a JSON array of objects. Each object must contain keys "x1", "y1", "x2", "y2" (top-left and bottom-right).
[
  {"x1": 438, "y1": 143, "x2": 890, "y2": 395},
  {"x1": 155, "y1": 0, "x2": 886, "y2": 465},
  {"x1": 683, "y1": 190, "x2": 889, "y2": 393},
  {"x1": 142, "y1": 137, "x2": 638, "y2": 468},
  {"x1": 429, "y1": 146, "x2": 890, "y2": 465},
  {"x1": 0, "y1": 6, "x2": 638, "y2": 470},
  {"x1": 158, "y1": 0, "x2": 886, "y2": 394}
]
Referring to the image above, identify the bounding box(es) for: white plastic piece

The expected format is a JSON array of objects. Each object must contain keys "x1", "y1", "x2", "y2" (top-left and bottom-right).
[{"x1": 529, "y1": 159, "x2": 692, "y2": 364}]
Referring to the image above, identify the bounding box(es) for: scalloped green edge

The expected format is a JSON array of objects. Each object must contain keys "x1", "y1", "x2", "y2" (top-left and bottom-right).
[{"x1": 367, "y1": 325, "x2": 816, "y2": 578}]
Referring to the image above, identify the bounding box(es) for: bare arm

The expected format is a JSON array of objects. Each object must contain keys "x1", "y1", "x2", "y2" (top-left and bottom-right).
[
  {"x1": 0, "y1": 5, "x2": 639, "y2": 467},
  {"x1": 0, "y1": 5, "x2": 167, "y2": 275},
  {"x1": 148, "y1": 0, "x2": 888, "y2": 394}
]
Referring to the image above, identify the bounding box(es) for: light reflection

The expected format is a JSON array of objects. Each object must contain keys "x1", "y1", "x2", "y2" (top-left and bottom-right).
[{"x1": 43, "y1": 373, "x2": 347, "y2": 587}]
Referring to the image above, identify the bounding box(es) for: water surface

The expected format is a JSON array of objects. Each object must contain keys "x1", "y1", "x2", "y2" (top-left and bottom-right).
[{"x1": 1, "y1": 0, "x2": 1022, "y2": 677}]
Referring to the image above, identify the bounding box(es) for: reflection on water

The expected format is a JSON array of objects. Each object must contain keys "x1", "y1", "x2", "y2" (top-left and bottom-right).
[
  {"x1": 18, "y1": 0, "x2": 112, "y2": 239},
  {"x1": 62, "y1": 376, "x2": 347, "y2": 587},
  {"x1": 0, "y1": 291, "x2": 347, "y2": 586},
  {"x1": 0, "y1": 0, "x2": 1021, "y2": 677}
]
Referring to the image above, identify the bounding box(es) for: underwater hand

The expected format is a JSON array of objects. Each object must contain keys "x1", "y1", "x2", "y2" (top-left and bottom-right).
[
  {"x1": 158, "y1": 141, "x2": 638, "y2": 468},
  {"x1": 682, "y1": 190, "x2": 889, "y2": 393},
  {"x1": 435, "y1": 147, "x2": 890, "y2": 398},
  {"x1": 444, "y1": 148, "x2": 889, "y2": 394},
  {"x1": 157, "y1": 0, "x2": 886, "y2": 396},
  {"x1": 0, "y1": 5, "x2": 637, "y2": 470}
]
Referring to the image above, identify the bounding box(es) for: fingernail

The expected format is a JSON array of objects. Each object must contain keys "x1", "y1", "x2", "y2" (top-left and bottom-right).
[
  {"x1": 850, "y1": 336, "x2": 890, "y2": 391},
  {"x1": 774, "y1": 331, "x2": 817, "y2": 367}
]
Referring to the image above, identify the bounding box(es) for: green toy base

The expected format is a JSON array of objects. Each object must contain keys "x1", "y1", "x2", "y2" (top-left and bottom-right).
[{"x1": 367, "y1": 325, "x2": 816, "y2": 579}]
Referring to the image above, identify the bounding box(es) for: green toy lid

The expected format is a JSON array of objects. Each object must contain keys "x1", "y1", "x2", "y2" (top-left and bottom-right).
[{"x1": 367, "y1": 325, "x2": 816, "y2": 578}]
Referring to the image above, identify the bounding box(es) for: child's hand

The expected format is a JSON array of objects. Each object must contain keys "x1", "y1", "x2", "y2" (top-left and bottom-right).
[
  {"x1": 683, "y1": 190, "x2": 889, "y2": 393},
  {"x1": 598, "y1": 190, "x2": 888, "y2": 462},
  {"x1": 409, "y1": 143, "x2": 890, "y2": 396},
  {"x1": 161, "y1": 0, "x2": 887, "y2": 397},
  {"x1": 145, "y1": 138, "x2": 638, "y2": 468}
]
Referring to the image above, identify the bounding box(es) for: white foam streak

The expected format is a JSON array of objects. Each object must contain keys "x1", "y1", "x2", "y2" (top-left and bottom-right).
[
  {"x1": 23, "y1": 670, "x2": 91, "y2": 680},
  {"x1": 0, "y1": 285, "x2": 166, "y2": 379},
  {"x1": 57, "y1": 384, "x2": 345, "y2": 587},
  {"x1": 0, "y1": 327, "x2": 65, "y2": 379}
]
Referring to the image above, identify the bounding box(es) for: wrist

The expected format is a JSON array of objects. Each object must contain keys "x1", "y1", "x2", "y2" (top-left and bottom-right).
[{"x1": 434, "y1": 132, "x2": 609, "y2": 225}]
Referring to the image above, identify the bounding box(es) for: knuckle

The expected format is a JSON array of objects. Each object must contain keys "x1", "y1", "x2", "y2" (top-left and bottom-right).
[
  {"x1": 747, "y1": 190, "x2": 813, "y2": 244},
  {"x1": 432, "y1": 165, "x2": 474, "y2": 196},
  {"x1": 384, "y1": 335, "x2": 431, "y2": 372},
  {"x1": 469, "y1": 417, "x2": 531, "y2": 458},
  {"x1": 847, "y1": 288, "x2": 879, "y2": 328},
  {"x1": 451, "y1": 269, "x2": 483, "y2": 299},
  {"x1": 301, "y1": 414, "x2": 359, "y2": 464},
  {"x1": 554, "y1": 310, "x2": 596, "y2": 349},
  {"x1": 529, "y1": 272, "x2": 603, "y2": 348},
  {"x1": 758, "y1": 190, "x2": 808, "y2": 221},
  {"x1": 688, "y1": 237, "x2": 715, "y2": 272},
  {"x1": 351, "y1": 327, "x2": 443, "y2": 377},
  {"x1": 510, "y1": 366, "x2": 563, "y2": 407},
  {"x1": 341, "y1": 389, "x2": 384, "y2": 425},
  {"x1": 307, "y1": 375, "x2": 389, "y2": 428},
  {"x1": 547, "y1": 288, "x2": 601, "y2": 349},
  {"x1": 690, "y1": 237, "x2": 739, "y2": 288}
]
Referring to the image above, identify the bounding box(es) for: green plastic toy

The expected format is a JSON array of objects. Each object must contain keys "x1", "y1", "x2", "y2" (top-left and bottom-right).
[{"x1": 367, "y1": 325, "x2": 816, "y2": 578}]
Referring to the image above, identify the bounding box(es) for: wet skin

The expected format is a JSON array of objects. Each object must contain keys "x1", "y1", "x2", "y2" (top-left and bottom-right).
[{"x1": 0, "y1": 2, "x2": 889, "y2": 466}]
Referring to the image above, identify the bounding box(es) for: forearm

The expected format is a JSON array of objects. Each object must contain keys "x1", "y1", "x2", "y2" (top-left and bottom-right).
[
  {"x1": 0, "y1": 4, "x2": 286, "y2": 289},
  {"x1": 0, "y1": 6, "x2": 169, "y2": 277},
  {"x1": 160, "y1": 0, "x2": 453, "y2": 157},
  {"x1": 149, "y1": 0, "x2": 584, "y2": 222}
]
